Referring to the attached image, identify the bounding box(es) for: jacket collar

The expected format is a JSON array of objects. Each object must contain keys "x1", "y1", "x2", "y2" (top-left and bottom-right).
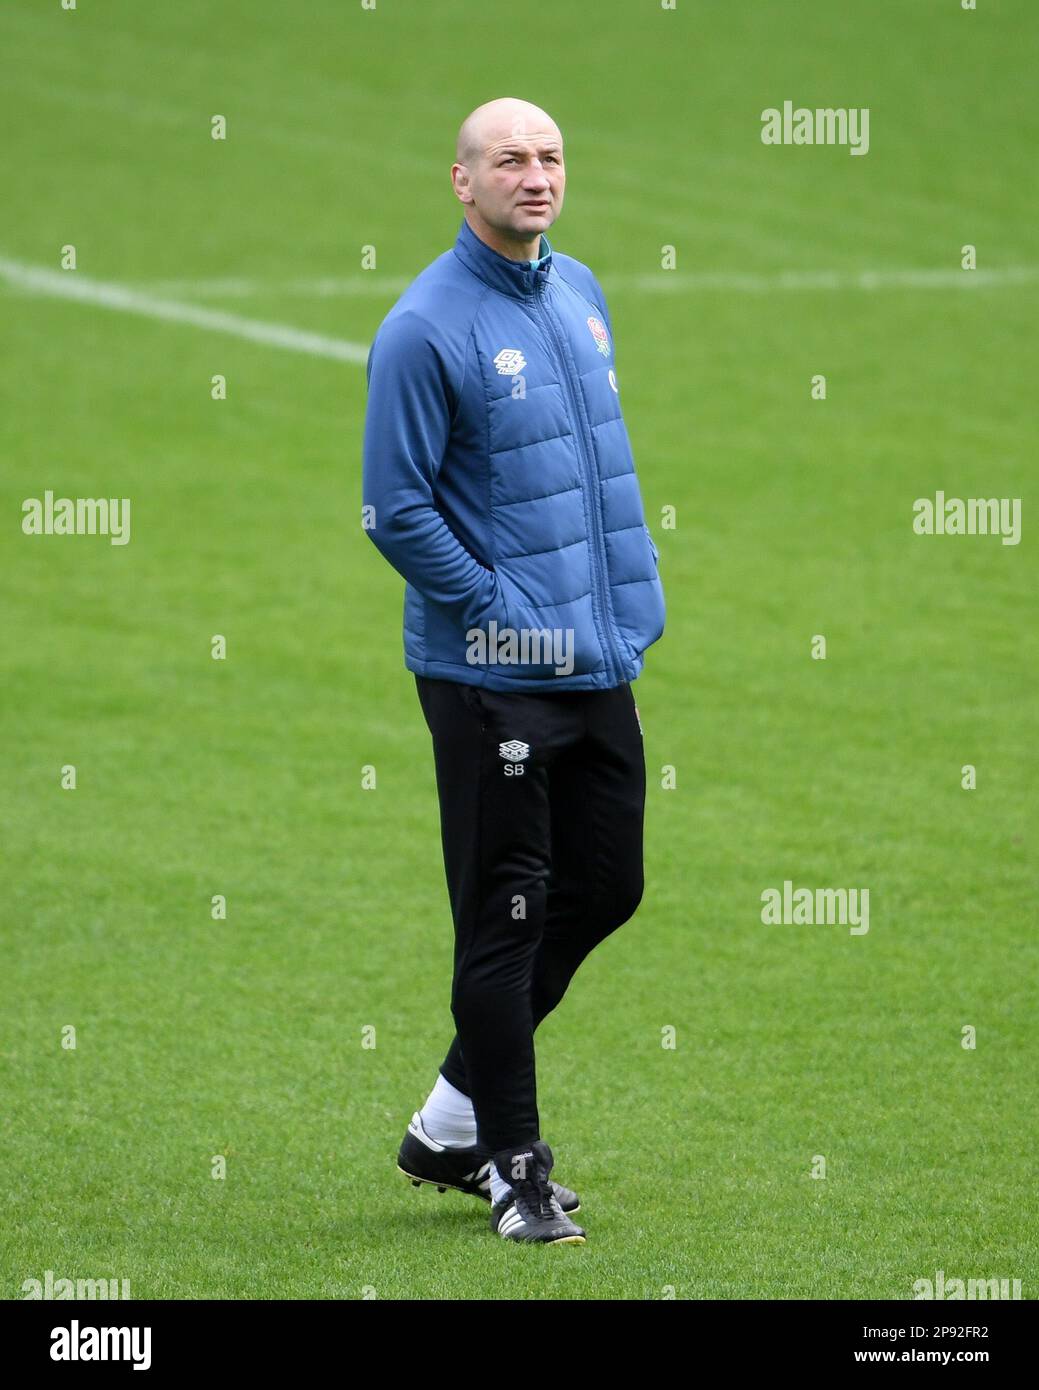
[{"x1": 452, "y1": 216, "x2": 553, "y2": 300}]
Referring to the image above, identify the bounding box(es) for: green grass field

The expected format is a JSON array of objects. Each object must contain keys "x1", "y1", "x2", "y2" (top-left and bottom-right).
[{"x1": 2, "y1": 0, "x2": 1036, "y2": 1299}]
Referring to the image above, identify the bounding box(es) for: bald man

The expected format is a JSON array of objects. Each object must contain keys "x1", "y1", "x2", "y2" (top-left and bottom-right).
[{"x1": 363, "y1": 98, "x2": 665, "y2": 1245}]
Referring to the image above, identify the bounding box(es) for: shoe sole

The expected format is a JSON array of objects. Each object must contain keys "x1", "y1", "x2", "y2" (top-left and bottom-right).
[
  {"x1": 398, "y1": 1163, "x2": 580, "y2": 1213},
  {"x1": 397, "y1": 1162, "x2": 481, "y2": 1197},
  {"x1": 498, "y1": 1231, "x2": 587, "y2": 1245}
]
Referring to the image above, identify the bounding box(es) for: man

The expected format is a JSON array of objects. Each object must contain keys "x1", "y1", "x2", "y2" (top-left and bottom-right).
[{"x1": 362, "y1": 97, "x2": 664, "y2": 1244}]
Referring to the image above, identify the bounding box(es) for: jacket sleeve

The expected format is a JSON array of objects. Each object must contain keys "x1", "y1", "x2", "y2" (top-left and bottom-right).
[{"x1": 362, "y1": 309, "x2": 501, "y2": 631}]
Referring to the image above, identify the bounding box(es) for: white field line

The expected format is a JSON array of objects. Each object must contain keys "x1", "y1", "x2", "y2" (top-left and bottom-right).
[
  {"x1": 614, "y1": 266, "x2": 1039, "y2": 293},
  {"x1": 0, "y1": 257, "x2": 369, "y2": 363},
  {"x1": 138, "y1": 275, "x2": 417, "y2": 299},
  {"x1": 2, "y1": 256, "x2": 1035, "y2": 365},
  {"x1": 111, "y1": 267, "x2": 1039, "y2": 299}
]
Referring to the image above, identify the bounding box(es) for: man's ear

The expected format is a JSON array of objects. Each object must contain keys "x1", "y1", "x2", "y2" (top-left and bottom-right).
[{"x1": 452, "y1": 165, "x2": 473, "y2": 204}]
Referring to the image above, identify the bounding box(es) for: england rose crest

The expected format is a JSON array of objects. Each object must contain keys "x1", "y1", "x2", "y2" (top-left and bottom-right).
[{"x1": 587, "y1": 315, "x2": 610, "y2": 357}]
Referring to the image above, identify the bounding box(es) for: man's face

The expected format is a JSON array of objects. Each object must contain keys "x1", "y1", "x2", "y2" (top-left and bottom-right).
[{"x1": 456, "y1": 118, "x2": 565, "y2": 245}]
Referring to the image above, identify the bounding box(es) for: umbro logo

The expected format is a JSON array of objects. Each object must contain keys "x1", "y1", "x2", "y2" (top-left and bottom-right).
[
  {"x1": 493, "y1": 348, "x2": 527, "y2": 375},
  {"x1": 499, "y1": 739, "x2": 530, "y2": 762}
]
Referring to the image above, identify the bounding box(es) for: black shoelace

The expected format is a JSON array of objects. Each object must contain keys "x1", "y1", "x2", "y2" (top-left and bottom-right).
[{"x1": 515, "y1": 1176, "x2": 558, "y2": 1222}]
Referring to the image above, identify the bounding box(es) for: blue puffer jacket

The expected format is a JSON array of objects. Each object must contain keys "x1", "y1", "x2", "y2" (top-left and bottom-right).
[{"x1": 362, "y1": 215, "x2": 665, "y2": 690}]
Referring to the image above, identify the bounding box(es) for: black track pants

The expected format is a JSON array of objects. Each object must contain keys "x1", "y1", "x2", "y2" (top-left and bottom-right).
[{"x1": 414, "y1": 674, "x2": 647, "y2": 1153}]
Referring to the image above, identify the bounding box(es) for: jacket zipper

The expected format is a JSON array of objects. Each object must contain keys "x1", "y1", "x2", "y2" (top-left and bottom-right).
[{"x1": 532, "y1": 275, "x2": 624, "y2": 684}]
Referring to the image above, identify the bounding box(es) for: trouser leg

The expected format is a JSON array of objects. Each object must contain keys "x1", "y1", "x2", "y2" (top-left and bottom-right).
[
  {"x1": 531, "y1": 681, "x2": 646, "y2": 1019},
  {"x1": 433, "y1": 681, "x2": 646, "y2": 1105},
  {"x1": 415, "y1": 675, "x2": 583, "y2": 1152}
]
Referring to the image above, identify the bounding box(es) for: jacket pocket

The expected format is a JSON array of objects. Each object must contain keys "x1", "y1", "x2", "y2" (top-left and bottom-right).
[
  {"x1": 644, "y1": 523, "x2": 659, "y2": 567},
  {"x1": 493, "y1": 568, "x2": 605, "y2": 678}
]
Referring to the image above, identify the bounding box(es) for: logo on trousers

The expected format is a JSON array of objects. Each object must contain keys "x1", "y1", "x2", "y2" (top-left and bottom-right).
[{"x1": 499, "y1": 740, "x2": 530, "y2": 775}]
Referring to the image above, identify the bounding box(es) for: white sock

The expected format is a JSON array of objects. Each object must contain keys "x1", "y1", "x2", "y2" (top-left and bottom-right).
[
  {"x1": 418, "y1": 1072, "x2": 478, "y2": 1149},
  {"x1": 489, "y1": 1161, "x2": 513, "y2": 1205}
]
